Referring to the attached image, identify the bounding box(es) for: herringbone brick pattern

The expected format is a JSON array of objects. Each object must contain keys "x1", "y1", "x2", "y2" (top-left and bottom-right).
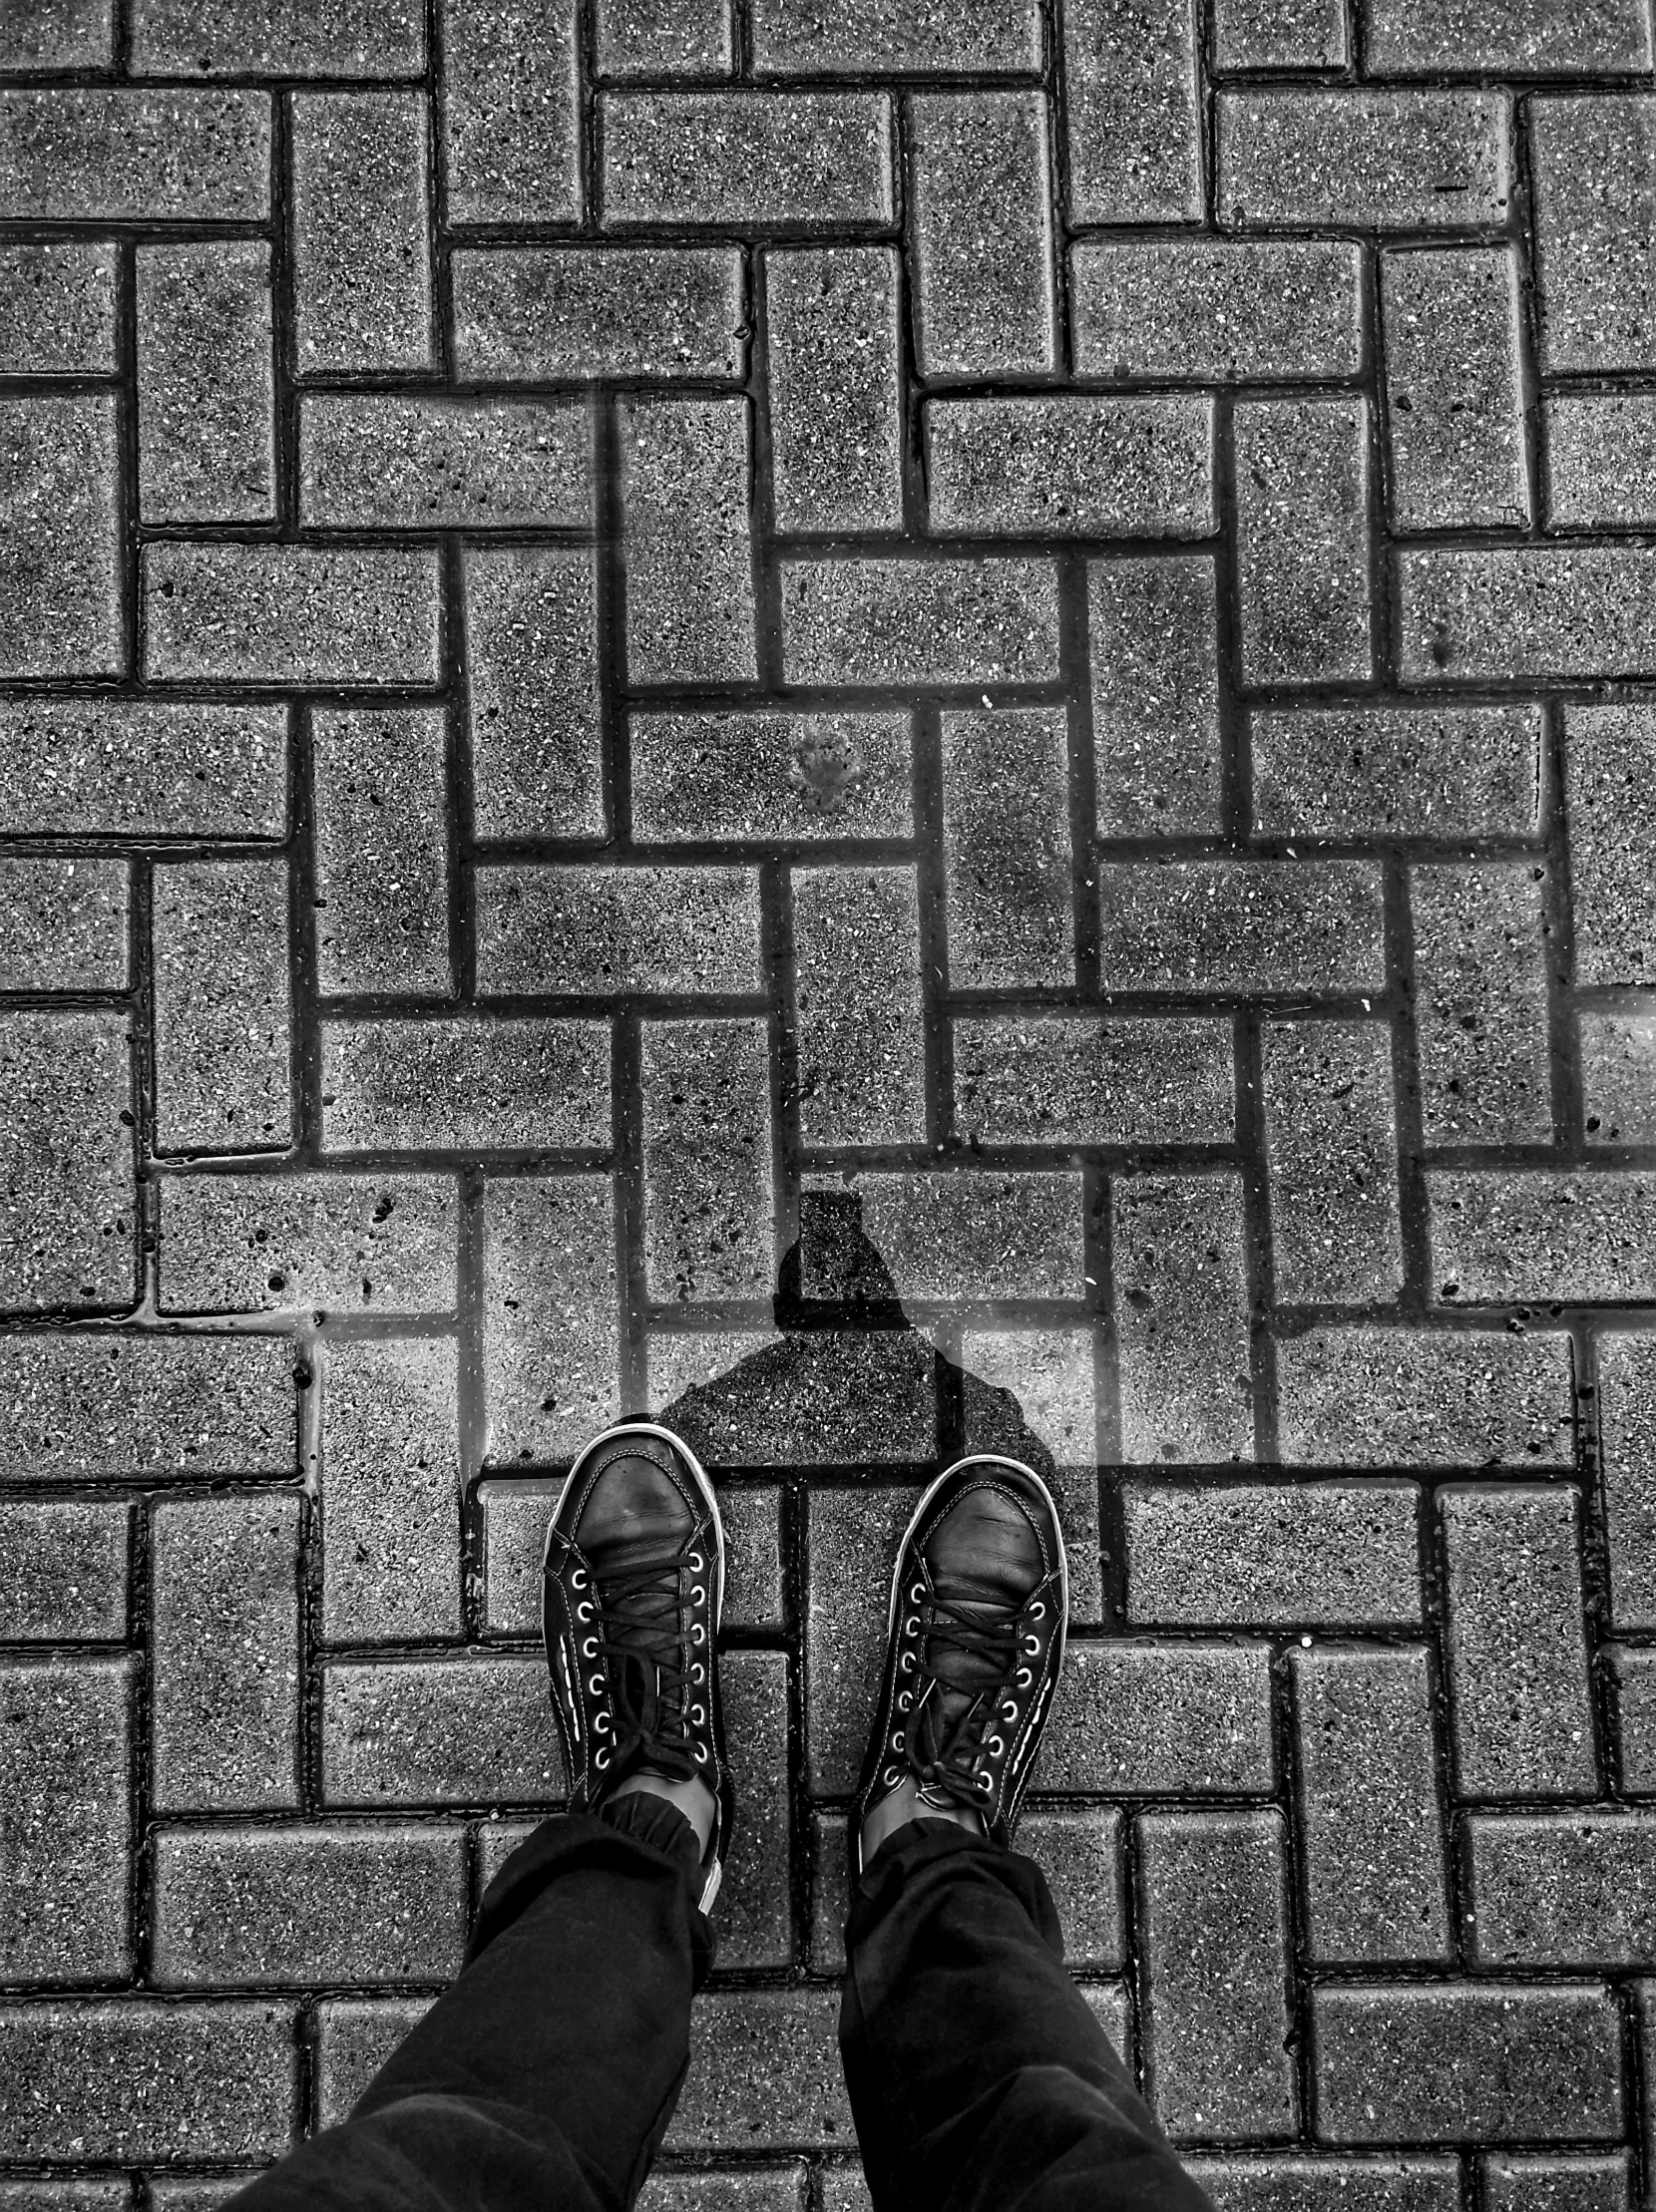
[{"x1": 3, "y1": 0, "x2": 1656, "y2": 2201}]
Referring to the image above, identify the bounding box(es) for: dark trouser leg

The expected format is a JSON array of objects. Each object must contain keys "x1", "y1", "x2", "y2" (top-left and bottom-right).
[
  {"x1": 840, "y1": 1823, "x2": 1212, "y2": 2212},
  {"x1": 223, "y1": 1795, "x2": 712, "y2": 2212}
]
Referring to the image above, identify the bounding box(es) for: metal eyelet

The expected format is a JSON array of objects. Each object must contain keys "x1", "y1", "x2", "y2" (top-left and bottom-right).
[
  {"x1": 690, "y1": 1585, "x2": 706, "y2": 1606},
  {"x1": 589, "y1": 1674, "x2": 604, "y2": 1696},
  {"x1": 884, "y1": 1765, "x2": 901, "y2": 1785},
  {"x1": 582, "y1": 1637, "x2": 598, "y2": 1659},
  {"x1": 988, "y1": 1734, "x2": 1005, "y2": 1756},
  {"x1": 1022, "y1": 1635, "x2": 1039, "y2": 1657},
  {"x1": 1016, "y1": 1667, "x2": 1033, "y2": 1687},
  {"x1": 692, "y1": 1704, "x2": 705, "y2": 1723},
  {"x1": 689, "y1": 1552, "x2": 703, "y2": 1573},
  {"x1": 1029, "y1": 1601, "x2": 1045, "y2": 1622},
  {"x1": 691, "y1": 1622, "x2": 705, "y2": 1644},
  {"x1": 694, "y1": 1743, "x2": 708, "y2": 1764},
  {"x1": 904, "y1": 1616, "x2": 919, "y2": 1638},
  {"x1": 978, "y1": 1773, "x2": 993, "y2": 1794},
  {"x1": 910, "y1": 1581, "x2": 924, "y2": 1604},
  {"x1": 691, "y1": 1662, "x2": 705, "y2": 1683},
  {"x1": 570, "y1": 1569, "x2": 587, "y2": 1589},
  {"x1": 891, "y1": 1728, "x2": 904, "y2": 1749},
  {"x1": 900, "y1": 1650, "x2": 916, "y2": 1671},
  {"x1": 594, "y1": 1712, "x2": 610, "y2": 1734},
  {"x1": 595, "y1": 1746, "x2": 610, "y2": 1770},
  {"x1": 898, "y1": 1691, "x2": 912, "y2": 1712}
]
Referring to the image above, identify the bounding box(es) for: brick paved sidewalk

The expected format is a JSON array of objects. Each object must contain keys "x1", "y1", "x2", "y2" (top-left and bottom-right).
[{"x1": 5, "y1": 0, "x2": 1656, "y2": 2201}]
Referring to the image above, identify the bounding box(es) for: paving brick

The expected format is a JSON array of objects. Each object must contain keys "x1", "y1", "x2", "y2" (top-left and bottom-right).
[
  {"x1": 1219, "y1": 91, "x2": 1510, "y2": 231},
  {"x1": 605, "y1": 95, "x2": 892, "y2": 227},
  {"x1": 462, "y1": 549, "x2": 600, "y2": 844},
  {"x1": 1613, "y1": 1647, "x2": 1656, "y2": 1788},
  {"x1": 136, "y1": 243, "x2": 272, "y2": 528},
  {"x1": 0, "y1": 91, "x2": 269, "y2": 221},
  {"x1": 323, "y1": 1656, "x2": 561, "y2": 1805},
  {"x1": 642, "y1": 1018, "x2": 773, "y2": 1302},
  {"x1": 766, "y1": 248, "x2": 903, "y2": 534},
  {"x1": 791, "y1": 864, "x2": 925, "y2": 1149},
  {"x1": 0, "y1": 859, "x2": 128, "y2": 992},
  {"x1": 621, "y1": 399, "x2": 755, "y2": 686},
  {"x1": 162, "y1": 1174, "x2": 456, "y2": 1317},
  {"x1": 1314, "y1": 1985, "x2": 1622, "y2": 2143},
  {"x1": 454, "y1": 247, "x2": 743, "y2": 382},
  {"x1": 1565, "y1": 705, "x2": 1656, "y2": 986},
  {"x1": 1443, "y1": 1485, "x2": 1596, "y2": 1797},
  {"x1": 0, "y1": 2001, "x2": 295, "y2": 2161},
  {"x1": 0, "y1": 2184, "x2": 131, "y2": 2212},
  {"x1": 1292, "y1": 1644, "x2": 1449, "y2": 1965},
  {"x1": 929, "y1": 397, "x2": 1213, "y2": 541},
  {"x1": 1137, "y1": 1811, "x2": 1295, "y2": 2141},
  {"x1": 0, "y1": 1656, "x2": 132, "y2": 1982},
  {"x1": 292, "y1": 92, "x2": 432, "y2": 375},
  {"x1": 321, "y1": 1337, "x2": 460, "y2": 1644},
  {"x1": 1098, "y1": 860, "x2": 1386, "y2": 994},
  {"x1": 1211, "y1": 0, "x2": 1347, "y2": 66},
  {"x1": 441, "y1": 0, "x2": 578, "y2": 223},
  {"x1": 1263, "y1": 1019, "x2": 1403, "y2": 1305},
  {"x1": 151, "y1": 1496, "x2": 299, "y2": 1817},
  {"x1": 482, "y1": 1174, "x2": 619, "y2": 1463},
  {"x1": 1382, "y1": 247, "x2": 1528, "y2": 531},
  {"x1": 0, "y1": 0, "x2": 112, "y2": 68},
  {"x1": 630, "y1": 712, "x2": 913, "y2": 844},
  {"x1": 1481, "y1": 2155, "x2": 1633, "y2": 2212},
  {"x1": 314, "y1": 1995, "x2": 432, "y2": 2125},
  {"x1": 955, "y1": 1014, "x2": 1235, "y2": 1149},
  {"x1": 1063, "y1": 0, "x2": 1201, "y2": 223},
  {"x1": 0, "y1": 1011, "x2": 134, "y2": 1311},
  {"x1": 0, "y1": 1332, "x2": 295, "y2": 1480},
  {"x1": 1412, "y1": 863, "x2": 1552, "y2": 1146},
  {"x1": 145, "y1": 545, "x2": 440, "y2": 687},
  {"x1": 957, "y1": 1328, "x2": 1103, "y2": 1622},
  {"x1": 476, "y1": 865, "x2": 760, "y2": 997},
  {"x1": 643, "y1": 2178, "x2": 807, "y2": 2212},
  {"x1": 909, "y1": 94, "x2": 1052, "y2": 377},
  {"x1": 719, "y1": 1650, "x2": 792, "y2": 1970},
  {"x1": 1126, "y1": 1483, "x2": 1421, "y2": 1627},
  {"x1": 751, "y1": 0, "x2": 1038, "y2": 71},
  {"x1": 0, "y1": 242, "x2": 115, "y2": 373},
  {"x1": 1088, "y1": 556, "x2": 1220, "y2": 836},
  {"x1": 781, "y1": 557, "x2": 1060, "y2": 687},
  {"x1": 805, "y1": 1483, "x2": 916, "y2": 1791},
  {"x1": 940, "y1": 709, "x2": 1072, "y2": 988},
  {"x1": 1548, "y1": 395, "x2": 1656, "y2": 526},
  {"x1": 1186, "y1": 2160, "x2": 1456, "y2": 2212},
  {"x1": 153, "y1": 862, "x2": 290, "y2": 1156},
  {"x1": 597, "y1": 0, "x2": 729, "y2": 71},
  {"x1": 0, "y1": 1500, "x2": 128, "y2": 1642},
  {"x1": 301, "y1": 397, "x2": 591, "y2": 530},
  {"x1": 1073, "y1": 241, "x2": 1361, "y2": 382},
  {"x1": 0, "y1": 395, "x2": 120, "y2": 679},
  {"x1": 1370, "y1": 0, "x2": 1649, "y2": 70},
  {"x1": 664, "y1": 1990, "x2": 848, "y2": 2152},
  {"x1": 135, "y1": 0, "x2": 422, "y2": 70},
  {"x1": 1597, "y1": 1334, "x2": 1656, "y2": 1629},
  {"x1": 1277, "y1": 1326, "x2": 1575, "y2": 1467},
  {"x1": 1039, "y1": 1640, "x2": 1275, "y2": 1794},
  {"x1": 1401, "y1": 547, "x2": 1656, "y2": 681},
  {"x1": 322, "y1": 1018, "x2": 610, "y2": 1153},
  {"x1": 828, "y1": 1170, "x2": 1083, "y2": 1301},
  {"x1": 650, "y1": 1327, "x2": 937, "y2": 1467},
  {"x1": 1112, "y1": 1172, "x2": 1253, "y2": 1464},
  {"x1": 1252, "y1": 704, "x2": 1541, "y2": 840},
  {"x1": 1234, "y1": 398, "x2": 1371, "y2": 688},
  {"x1": 153, "y1": 1825, "x2": 464, "y2": 1989},
  {"x1": 0, "y1": 701, "x2": 285, "y2": 842},
  {"x1": 1533, "y1": 97, "x2": 1656, "y2": 373},
  {"x1": 312, "y1": 706, "x2": 450, "y2": 998},
  {"x1": 1430, "y1": 1170, "x2": 1656, "y2": 1303},
  {"x1": 1470, "y1": 1812, "x2": 1656, "y2": 1967}
]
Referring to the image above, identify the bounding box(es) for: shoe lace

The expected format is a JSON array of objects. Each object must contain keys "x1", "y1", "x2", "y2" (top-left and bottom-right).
[
  {"x1": 592, "y1": 1543, "x2": 699, "y2": 1784},
  {"x1": 904, "y1": 1588, "x2": 1030, "y2": 1816}
]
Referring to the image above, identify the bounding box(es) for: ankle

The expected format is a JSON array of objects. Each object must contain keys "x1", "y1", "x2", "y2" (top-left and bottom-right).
[
  {"x1": 606, "y1": 1769, "x2": 716, "y2": 1854},
  {"x1": 860, "y1": 1776, "x2": 984, "y2": 1866}
]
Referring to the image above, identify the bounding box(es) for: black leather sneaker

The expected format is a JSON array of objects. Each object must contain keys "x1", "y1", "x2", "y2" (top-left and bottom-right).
[
  {"x1": 852, "y1": 1454, "x2": 1067, "y2": 1877},
  {"x1": 543, "y1": 1420, "x2": 732, "y2": 1912}
]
